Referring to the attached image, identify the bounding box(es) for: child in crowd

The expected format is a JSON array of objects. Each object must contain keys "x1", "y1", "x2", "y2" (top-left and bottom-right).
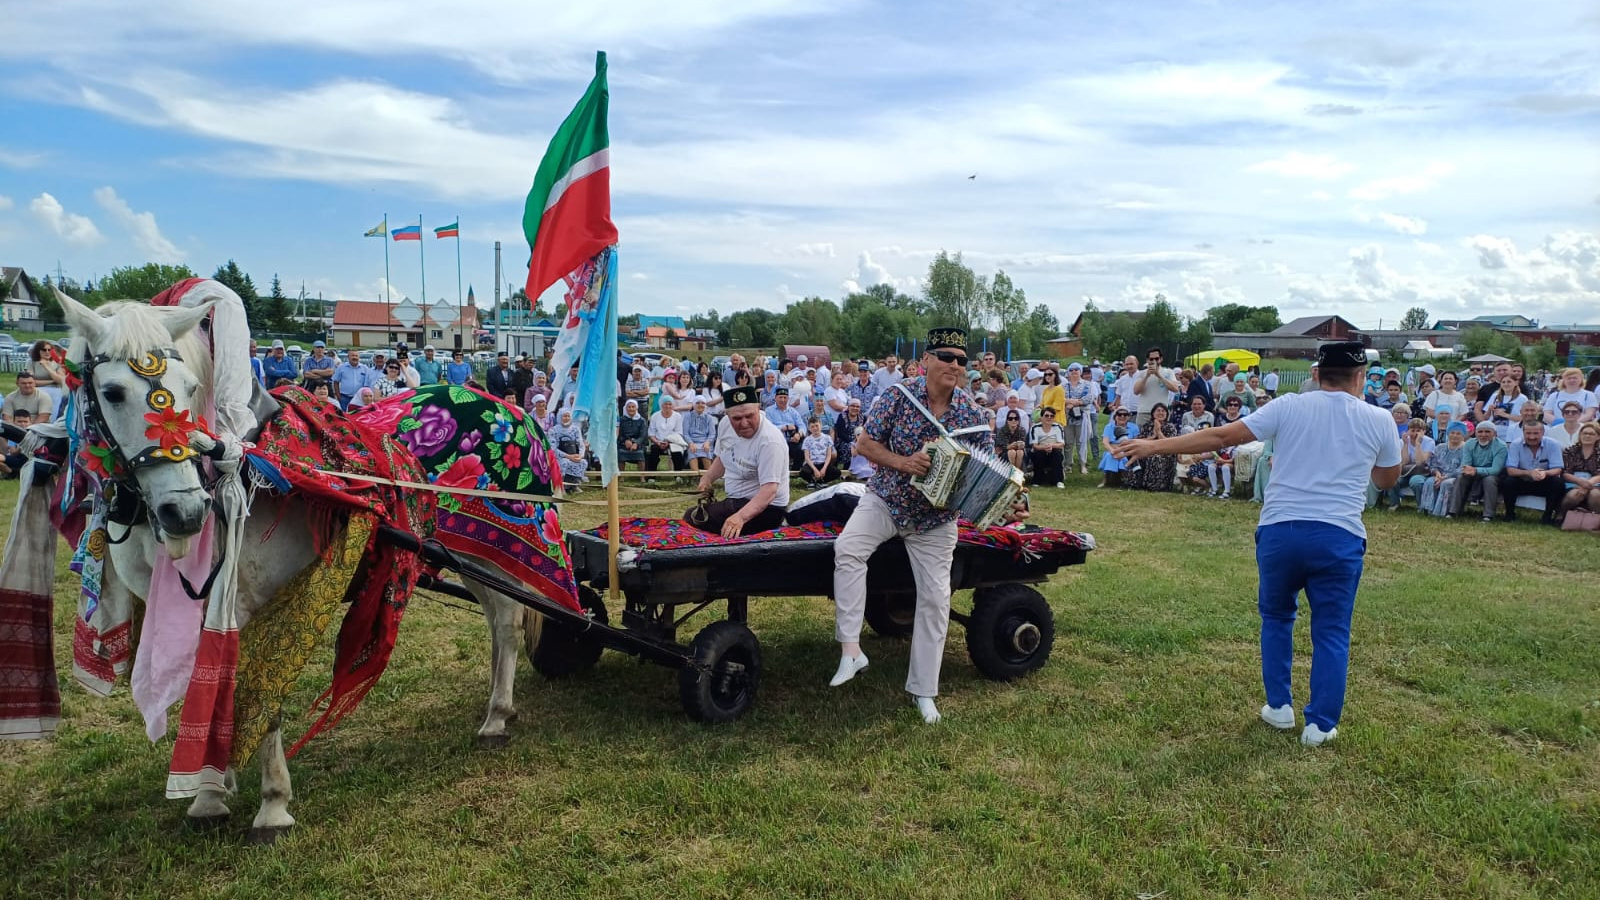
[
  {"x1": 0, "y1": 408, "x2": 32, "y2": 478},
  {"x1": 800, "y1": 418, "x2": 838, "y2": 486}
]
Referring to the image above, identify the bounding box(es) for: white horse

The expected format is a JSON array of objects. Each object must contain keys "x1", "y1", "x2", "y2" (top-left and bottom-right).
[{"x1": 53, "y1": 288, "x2": 560, "y2": 844}]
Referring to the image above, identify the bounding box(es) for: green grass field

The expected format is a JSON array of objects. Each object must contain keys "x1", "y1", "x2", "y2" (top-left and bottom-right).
[{"x1": 0, "y1": 470, "x2": 1595, "y2": 899}]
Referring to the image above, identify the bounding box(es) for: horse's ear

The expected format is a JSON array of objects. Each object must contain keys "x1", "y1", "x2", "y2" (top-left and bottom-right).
[
  {"x1": 157, "y1": 298, "x2": 217, "y2": 340},
  {"x1": 55, "y1": 286, "x2": 107, "y2": 347}
]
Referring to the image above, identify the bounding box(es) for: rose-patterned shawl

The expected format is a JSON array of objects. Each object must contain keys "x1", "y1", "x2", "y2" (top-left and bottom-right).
[{"x1": 351, "y1": 384, "x2": 580, "y2": 613}]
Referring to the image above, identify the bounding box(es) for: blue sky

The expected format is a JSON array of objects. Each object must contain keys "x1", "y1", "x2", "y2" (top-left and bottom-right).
[{"x1": 2, "y1": 0, "x2": 1597, "y2": 329}]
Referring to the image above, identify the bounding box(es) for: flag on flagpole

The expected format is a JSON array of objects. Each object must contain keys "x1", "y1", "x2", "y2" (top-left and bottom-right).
[
  {"x1": 391, "y1": 225, "x2": 422, "y2": 241},
  {"x1": 521, "y1": 52, "x2": 616, "y2": 298},
  {"x1": 547, "y1": 250, "x2": 618, "y2": 487},
  {"x1": 364, "y1": 219, "x2": 387, "y2": 237},
  {"x1": 434, "y1": 221, "x2": 460, "y2": 239}
]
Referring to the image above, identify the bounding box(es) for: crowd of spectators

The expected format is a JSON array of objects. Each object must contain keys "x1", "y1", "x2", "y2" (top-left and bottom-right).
[{"x1": 6, "y1": 331, "x2": 1598, "y2": 527}]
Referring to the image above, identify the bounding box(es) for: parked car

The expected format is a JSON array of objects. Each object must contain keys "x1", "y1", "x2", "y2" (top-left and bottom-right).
[
  {"x1": 710, "y1": 355, "x2": 731, "y2": 372},
  {"x1": 0, "y1": 333, "x2": 16, "y2": 352}
]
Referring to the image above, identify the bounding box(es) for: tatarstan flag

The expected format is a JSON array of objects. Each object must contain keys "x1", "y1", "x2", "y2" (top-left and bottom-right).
[{"x1": 522, "y1": 51, "x2": 617, "y2": 297}]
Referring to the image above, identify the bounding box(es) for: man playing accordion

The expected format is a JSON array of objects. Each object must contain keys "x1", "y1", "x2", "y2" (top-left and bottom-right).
[{"x1": 830, "y1": 327, "x2": 1015, "y2": 724}]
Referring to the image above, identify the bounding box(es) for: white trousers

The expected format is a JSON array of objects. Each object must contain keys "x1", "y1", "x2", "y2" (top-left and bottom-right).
[{"x1": 833, "y1": 492, "x2": 959, "y2": 697}]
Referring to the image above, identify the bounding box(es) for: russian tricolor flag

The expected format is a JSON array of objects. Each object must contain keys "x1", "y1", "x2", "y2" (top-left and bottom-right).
[{"x1": 391, "y1": 225, "x2": 422, "y2": 241}]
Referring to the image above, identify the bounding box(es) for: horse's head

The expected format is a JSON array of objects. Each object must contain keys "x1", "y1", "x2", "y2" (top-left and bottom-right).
[{"x1": 56, "y1": 287, "x2": 218, "y2": 557}]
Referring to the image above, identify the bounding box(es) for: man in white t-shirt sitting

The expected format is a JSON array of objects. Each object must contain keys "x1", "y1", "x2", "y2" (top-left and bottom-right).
[
  {"x1": 1116, "y1": 341, "x2": 1401, "y2": 747},
  {"x1": 690, "y1": 385, "x2": 790, "y2": 537}
]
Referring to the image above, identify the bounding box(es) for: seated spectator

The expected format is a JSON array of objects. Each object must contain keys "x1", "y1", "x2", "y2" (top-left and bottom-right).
[
  {"x1": 1029, "y1": 408, "x2": 1066, "y2": 487},
  {"x1": 347, "y1": 386, "x2": 377, "y2": 408},
  {"x1": 617, "y1": 399, "x2": 647, "y2": 471},
  {"x1": 833, "y1": 398, "x2": 864, "y2": 475},
  {"x1": 682, "y1": 396, "x2": 718, "y2": 473},
  {"x1": 2, "y1": 372, "x2": 55, "y2": 424},
  {"x1": 1424, "y1": 371, "x2": 1469, "y2": 421},
  {"x1": 1560, "y1": 422, "x2": 1600, "y2": 517},
  {"x1": 1217, "y1": 374, "x2": 1256, "y2": 412},
  {"x1": 1097, "y1": 408, "x2": 1135, "y2": 488},
  {"x1": 984, "y1": 369, "x2": 1010, "y2": 410},
  {"x1": 528, "y1": 395, "x2": 555, "y2": 432},
  {"x1": 1500, "y1": 420, "x2": 1564, "y2": 525},
  {"x1": 1460, "y1": 381, "x2": 1483, "y2": 423},
  {"x1": 1542, "y1": 367, "x2": 1598, "y2": 425},
  {"x1": 1124, "y1": 402, "x2": 1177, "y2": 492},
  {"x1": 548, "y1": 408, "x2": 588, "y2": 489},
  {"x1": 308, "y1": 380, "x2": 333, "y2": 403},
  {"x1": 1216, "y1": 395, "x2": 1247, "y2": 427},
  {"x1": 997, "y1": 409, "x2": 1029, "y2": 472},
  {"x1": 1207, "y1": 432, "x2": 1237, "y2": 499},
  {"x1": 1428, "y1": 405, "x2": 1466, "y2": 443},
  {"x1": 646, "y1": 397, "x2": 687, "y2": 474},
  {"x1": 0, "y1": 408, "x2": 32, "y2": 478},
  {"x1": 523, "y1": 371, "x2": 552, "y2": 411},
  {"x1": 1177, "y1": 426, "x2": 1214, "y2": 495},
  {"x1": 1247, "y1": 373, "x2": 1269, "y2": 408},
  {"x1": 1418, "y1": 421, "x2": 1469, "y2": 517},
  {"x1": 1388, "y1": 403, "x2": 1412, "y2": 436},
  {"x1": 1549, "y1": 400, "x2": 1586, "y2": 450},
  {"x1": 765, "y1": 388, "x2": 807, "y2": 468},
  {"x1": 1479, "y1": 375, "x2": 1528, "y2": 433},
  {"x1": 1180, "y1": 394, "x2": 1214, "y2": 434},
  {"x1": 1382, "y1": 417, "x2": 1434, "y2": 510},
  {"x1": 374, "y1": 360, "x2": 409, "y2": 397},
  {"x1": 1376, "y1": 381, "x2": 1408, "y2": 410},
  {"x1": 1450, "y1": 422, "x2": 1507, "y2": 521},
  {"x1": 799, "y1": 418, "x2": 838, "y2": 486}
]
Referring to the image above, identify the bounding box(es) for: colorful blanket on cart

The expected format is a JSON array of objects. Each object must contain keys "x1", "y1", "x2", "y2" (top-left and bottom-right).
[
  {"x1": 349, "y1": 384, "x2": 580, "y2": 614},
  {"x1": 592, "y1": 517, "x2": 1093, "y2": 557}
]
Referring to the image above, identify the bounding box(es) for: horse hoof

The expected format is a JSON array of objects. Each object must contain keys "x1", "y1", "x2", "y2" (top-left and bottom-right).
[
  {"x1": 246, "y1": 825, "x2": 291, "y2": 846},
  {"x1": 476, "y1": 732, "x2": 510, "y2": 750},
  {"x1": 184, "y1": 814, "x2": 230, "y2": 833}
]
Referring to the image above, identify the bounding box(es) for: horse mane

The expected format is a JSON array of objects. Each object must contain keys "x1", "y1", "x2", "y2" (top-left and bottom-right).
[{"x1": 70, "y1": 301, "x2": 216, "y2": 410}]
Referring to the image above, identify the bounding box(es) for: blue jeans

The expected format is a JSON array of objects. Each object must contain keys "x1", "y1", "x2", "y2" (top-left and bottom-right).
[{"x1": 1255, "y1": 521, "x2": 1367, "y2": 731}]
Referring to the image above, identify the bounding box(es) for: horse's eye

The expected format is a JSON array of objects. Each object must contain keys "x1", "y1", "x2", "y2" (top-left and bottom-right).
[{"x1": 102, "y1": 386, "x2": 127, "y2": 404}]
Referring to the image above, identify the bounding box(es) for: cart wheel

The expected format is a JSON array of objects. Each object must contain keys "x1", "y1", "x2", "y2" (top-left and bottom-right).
[
  {"x1": 678, "y1": 621, "x2": 761, "y2": 723},
  {"x1": 966, "y1": 584, "x2": 1054, "y2": 681},
  {"x1": 528, "y1": 586, "x2": 609, "y2": 679},
  {"x1": 864, "y1": 592, "x2": 916, "y2": 639}
]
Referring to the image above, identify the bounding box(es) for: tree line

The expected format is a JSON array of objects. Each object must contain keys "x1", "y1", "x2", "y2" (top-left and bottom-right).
[{"x1": 39, "y1": 261, "x2": 324, "y2": 335}]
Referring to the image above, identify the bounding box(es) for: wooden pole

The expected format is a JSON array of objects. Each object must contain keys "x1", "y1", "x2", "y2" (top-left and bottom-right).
[{"x1": 606, "y1": 477, "x2": 621, "y2": 604}]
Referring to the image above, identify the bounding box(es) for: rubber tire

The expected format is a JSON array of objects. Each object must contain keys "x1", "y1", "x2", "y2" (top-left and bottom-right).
[
  {"x1": 965, "y1": 584, "x2": 1054, "y2": 681},
  {"x1": 528, "y1": 586, "x2": 608, "y2": 679},
  {"x1": 864, "y1": 592, "x2": 916, "y2": 639},
  {"x1": 678, "y1": 621, "x2": 762, "y2": 723}
]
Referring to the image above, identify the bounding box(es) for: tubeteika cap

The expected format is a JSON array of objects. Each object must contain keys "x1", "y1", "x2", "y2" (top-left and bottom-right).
[
  {"x1": 1319, "y1": 341, "x2": 1368, "y2": 369},
  {"x1": 724, "y1": 385, "x2": 760, "y2": 408},
  {"x1": 926, "y1": 327, "x2": 967, "y2": 352}
]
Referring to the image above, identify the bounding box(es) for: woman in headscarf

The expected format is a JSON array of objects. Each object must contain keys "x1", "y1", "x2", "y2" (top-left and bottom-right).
[
  {"x1": 1125, "y1": 402, "x2": 1178, "y2": 492},
  {"x1": 1418, "y1": 421, "x2": 1469, "y2": 517},
  {"x1": 681, "y1": 395, "x2": 717, "y2": 474},
  {"x1": 1097, "y1": 408, "x2": 1134, "y2": 488},
  {"x1": 617, "y1": 398, "x2": 647, "y2": 471},
  {"x1": 548, "y1": 408, "x2": 589, "y2": 488},
  {"x1": 1061, "y1": 363, "x2": 1095, "y2": 475},
  {"x1": 832, "y1": 397, "x2": 865, "y2": 476}
]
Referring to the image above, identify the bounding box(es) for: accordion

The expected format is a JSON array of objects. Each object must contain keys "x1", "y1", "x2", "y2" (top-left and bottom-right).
[
  {"x1": 911, "y1": 434, "x2": 1026, "y2": 527},
  {"x1": 886, "y1": 382, "x2": 1025, "y2": 527}
]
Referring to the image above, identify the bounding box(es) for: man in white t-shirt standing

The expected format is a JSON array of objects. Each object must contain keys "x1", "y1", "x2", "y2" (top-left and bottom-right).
[
  {"x1": 1132, "y1": 347, "x2": 1181, "y2": 430},
  {"x1": 1115, "y1": 341, "x2": 1401, "y2": 747},
  {"x1": 870, "y1": 354, "x2": 904, "y2": 393},
  {"x1": 1111, "y1": 356, "x2": 1138, "y2": 415}
]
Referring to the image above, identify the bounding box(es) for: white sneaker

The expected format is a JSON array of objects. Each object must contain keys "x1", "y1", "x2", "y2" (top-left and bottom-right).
[
  {"x1": 1259, "y1": 703, "x2": 1295, "y2": 730},
  {"x1": 828, "y1": 653, "x2": 869, "y2": 687},
  {"x1": 1301, "y1": 723, "x2": 1338, "y2": 746},
  {"x1": 1055, "y1": 482, "x2": 1065, "y2": 489},
  {"x1": 914, "y1": 695, "x2": 941, "y2": 724}
]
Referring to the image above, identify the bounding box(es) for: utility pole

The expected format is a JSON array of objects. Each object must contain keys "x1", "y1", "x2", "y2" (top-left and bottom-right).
[{"x1": 492, "y1": 241, "x2": 502, "y2": 351}]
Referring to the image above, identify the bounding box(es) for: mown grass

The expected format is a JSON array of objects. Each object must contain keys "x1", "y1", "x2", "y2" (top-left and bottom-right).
[{"x1": 0, "y1": 471, "x2": 1594, "y2": 900}]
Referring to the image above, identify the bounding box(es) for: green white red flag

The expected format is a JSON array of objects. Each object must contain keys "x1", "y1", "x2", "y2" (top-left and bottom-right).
[{"x1": 522, "y1": 52, "x2": 617, "y2": 297}]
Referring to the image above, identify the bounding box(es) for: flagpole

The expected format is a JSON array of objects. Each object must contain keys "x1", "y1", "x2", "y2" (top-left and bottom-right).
[
  {"x1": 607, "y1": 479, "x2": 620, "y2": 605},
  {"x1": 383, "y1": 212, "x2": 392, "y2": 330},
  {"x1": 454, "y1": 217, "x2": 464, "y2": 350},
  {"x1": 417, "y1": 213, "x2": 427, "y2": 348}
]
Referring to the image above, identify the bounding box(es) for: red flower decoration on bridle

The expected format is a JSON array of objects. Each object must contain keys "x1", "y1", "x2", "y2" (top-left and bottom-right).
[{"x1": 143, "y1": 407, "x2": 206, "y2": 454}]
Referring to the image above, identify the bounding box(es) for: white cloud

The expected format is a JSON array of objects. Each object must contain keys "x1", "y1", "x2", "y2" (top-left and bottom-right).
[
  {"x1": 1469, "y1": 234, "x2": 1518, "y2": 269},
  {"x1": 1348, "y1": 161, "x2": 1454, "y2": 201},
  {"x1": 1248, "y1": 152, "x2": 1355, "y2": 180},
  {"x1": 1355, "y1": 209, "x2": 1428, "y2": 235},
  {"x1": 0, "y1": 148, "x2": 44, "y2": 169},
  {"x1": 92, "y1": 186, "x2": 183, "y2": 263},
  {"x1": 841, "y1": 250, "x2": 914, "y2": 295},
  {"x1": 29, "y1": 193, "x2": 102, "y2": 245}
]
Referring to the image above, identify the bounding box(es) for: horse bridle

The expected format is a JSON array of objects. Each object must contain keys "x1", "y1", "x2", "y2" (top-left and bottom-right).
[{"x1": 80, "y1": 347, "x2": 213, "y2": 475}]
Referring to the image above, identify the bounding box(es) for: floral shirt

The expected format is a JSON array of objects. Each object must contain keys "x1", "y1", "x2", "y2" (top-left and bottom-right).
[{"x1": 865, "y1": 377, "x2": 991, "y2": 531}]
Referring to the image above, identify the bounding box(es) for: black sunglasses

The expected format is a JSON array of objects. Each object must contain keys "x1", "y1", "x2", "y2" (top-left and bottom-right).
[{"x1": 931, "y1": 350, "x2": 968, "y2": 366}]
